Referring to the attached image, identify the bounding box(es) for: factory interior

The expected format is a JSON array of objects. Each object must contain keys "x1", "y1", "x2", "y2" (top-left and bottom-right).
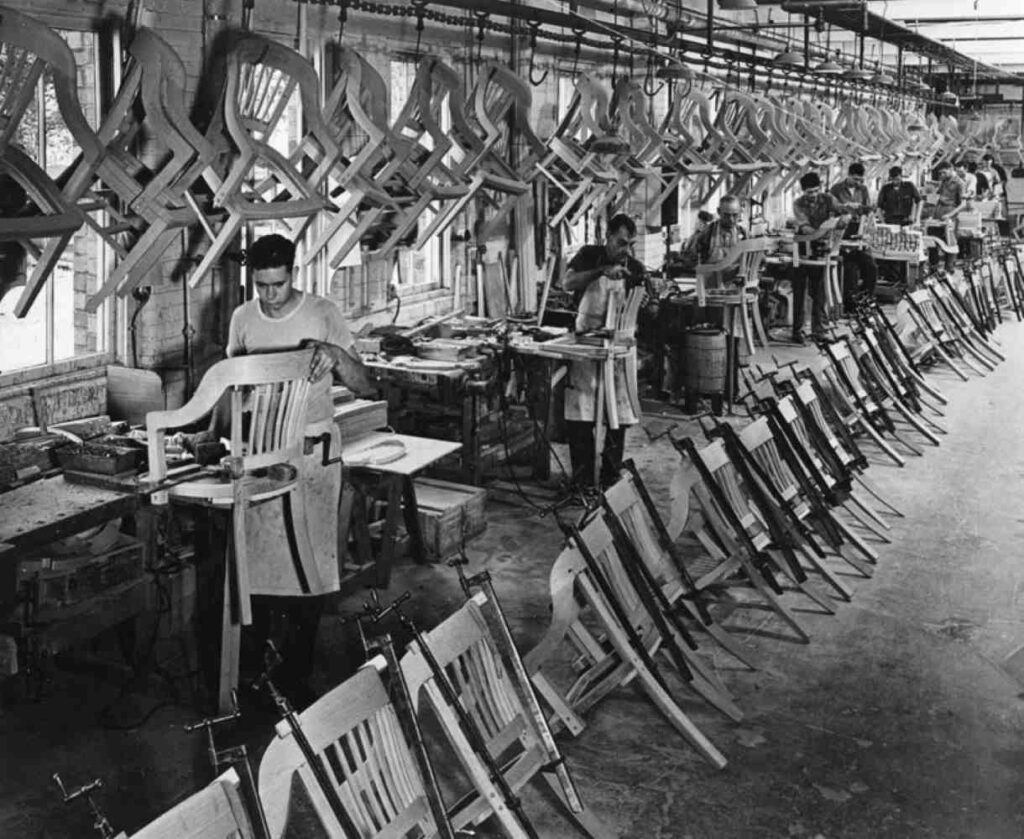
[{"x1": 3, "y1": 0, "x2": 1024, "y2": 836}]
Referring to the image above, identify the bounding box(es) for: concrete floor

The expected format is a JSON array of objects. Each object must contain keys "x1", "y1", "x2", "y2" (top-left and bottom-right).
[{"x1": 5, "y1": 320, "x2": 1024, "y2": 838}]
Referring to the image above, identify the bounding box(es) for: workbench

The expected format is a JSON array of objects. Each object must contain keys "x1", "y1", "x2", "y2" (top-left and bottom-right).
[
  {"x1": 365, "y1": 353, "x2": 545, "y2": 485},
  {"x1": 0, "y1": 476, "x2": 146, "y2": 666},
  {"x1": 337, "y1": 432, "x2": 462, "y2": 583}
]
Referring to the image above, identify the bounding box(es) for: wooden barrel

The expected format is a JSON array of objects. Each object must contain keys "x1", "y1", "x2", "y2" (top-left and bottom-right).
[{"x1": 683, "y1": 329, "x2": 727, "y2": 395}]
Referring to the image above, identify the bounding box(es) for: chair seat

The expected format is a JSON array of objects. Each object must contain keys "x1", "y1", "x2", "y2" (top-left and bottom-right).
[{"x1": 167, "y1": 466, "x2": 299, "y2": 505}]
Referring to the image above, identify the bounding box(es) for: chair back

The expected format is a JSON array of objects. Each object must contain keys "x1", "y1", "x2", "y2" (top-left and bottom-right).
[
  {"x1": 214, "y1": 34, "x2": 334, "y2": 208},
  {"x1": 400, "y1": 591, "x2": 550, "y2": 830},
  {"x1": 258, "y1": 657, "x2": 442, "y2": 839},
  {"x1": 0, "y1": 7, "x2": 99, "y2": 157},
  {"x1": 130, "y1": 769, "x2": 254, "y2": 839},
  {"x1": 145, "y1": 349, "x2": 314, "y2": 485}
]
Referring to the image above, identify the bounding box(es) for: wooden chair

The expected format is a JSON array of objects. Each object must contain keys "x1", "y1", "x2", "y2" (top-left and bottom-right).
[
  {"x1": 59, "y1": 27, "x2": 223, "y2": 313},
  {"x1": 522, "y1": 521, "x2": 729, "y2": 770},
  {"x1": 402, "y1": 591, "x2": 615, "y2": 837},
  {"x1": 299, "y1": 46, "x2": 421, "y2": 269},
  {"x1": 790, "y1": 217, "x2": 848, "y2": 318},
  {"x1": 737, "y1": 415, "x2": 877, "y2": 576},
  {"x1": 0, "y1": 6, "x2": 104, "y2": 318},
  {"x1": 144, "y1": 349, "x2": 320, "y2": 712},
  {"x1": 666, "y1": 437, "x2": 813, "y2": 643},
  {"x1": 130, "y1": 770, "x2": 253, "y2": 839},
  {"x1": 696, "y1": 237, "x2": 775, "y2": 353},
  {"x1": 675, "y1": 433, "x2": 840, "y2": 616},
  {"x1": 601, "y1": 461, "x2": 758, "y2": 670},
  {"x1": 188, "y1": 34, "x2": 334, "y2": 289},
  {"x1": 804, "y1": 350, "x2": 907, "y2": 468},
  {"x1": 258, "y1": 656, "x2": 450, "y2": 839}
]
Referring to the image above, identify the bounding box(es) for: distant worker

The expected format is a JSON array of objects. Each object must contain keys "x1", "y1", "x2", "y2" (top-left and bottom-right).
[
  {"x1": 829, "y1": 162, "x2": 878, "y2": 313},
  {"x1": 792, "y1": 171, "x2": 845, "y2": 343},
  {"x1": 877, "y1": 166, "x2": 922, "y2": 226},
  {"x1": 561, "y1": 214, "x2": 646, "y2": 491}
]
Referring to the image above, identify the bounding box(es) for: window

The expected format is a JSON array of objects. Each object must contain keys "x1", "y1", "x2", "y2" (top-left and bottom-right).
[
  {"x1": 0, "y1": 29, "x2": 115, "y2": 375},
  {"x1": 388, "y1": 58, "x2": 449, "y2": 292}
]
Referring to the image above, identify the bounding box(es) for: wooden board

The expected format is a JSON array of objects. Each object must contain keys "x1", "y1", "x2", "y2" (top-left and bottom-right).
[
  {"x1": 481, "y1": 261, "x2": 509, "y2": 319},
  {"x1": 340, "y1": 432, "x2": 462, "y2": 477}
]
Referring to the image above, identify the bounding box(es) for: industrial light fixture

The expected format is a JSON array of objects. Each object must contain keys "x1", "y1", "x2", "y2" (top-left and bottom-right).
[
  {"x1": 906, "y1": 114, "x2": 926, "y2": 131},
  {"x1": 940, "y1": 89, "x2": 959, "y2": 105},
  {"x1": 872, "y1": 68, "x2": 896, "y2": 86},
  {"x1": 814, "y1": 55, "x2": 843, "y2": 74},
  {"x1": 774, "y1": 48, "x2": 803, "y2": 67},
  {"x1": 718, "y1": 0, "x2": 758, "y2": 9},
  {"x1": 842, "y1": 67, "x2": 872, "y2": 81}
]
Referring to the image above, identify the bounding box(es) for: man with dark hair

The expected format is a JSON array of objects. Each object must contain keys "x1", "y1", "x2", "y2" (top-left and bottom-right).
[
  {"x1": 877, "y1": 166, "x2": 922, "y2": 225},
  {"x1": 225, "y1": 233, "x2": 372, "y2": 705},
  {"x1": 791, "y1": 171, "x2": 844, "y2": 343},
  {"x1": 561, "y1": 214, "x2": 645, "y2": 490},
  {"x1": 923, "y1": 161, "x2": 965, "y2": 270},
  {"x1": 829, "y1": 162, "x2": 877, "y2": 312}
]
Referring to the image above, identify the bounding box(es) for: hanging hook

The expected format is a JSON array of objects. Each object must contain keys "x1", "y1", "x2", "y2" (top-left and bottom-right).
[
  {"x1": 412, "y1": 0, "x2": 427, "y2": 61},
  {"x1": 474, "y1": 10, "x2": 488, "y2": 65},
  {"x1": 570, "y1": 28, "x2": 585, "y2": 79},
  {"x1": 611, "y1": 33, "x2": 624, "y2": 86},
  {"x1": 527, "y1": 21, "x2": 548, "y2": 86},
  {"x1": 643, "y1": 48, "x2": 665, "y2": 97},
  {"x1": 336, "y1": 0, "x2": 348, "y2": 44}
]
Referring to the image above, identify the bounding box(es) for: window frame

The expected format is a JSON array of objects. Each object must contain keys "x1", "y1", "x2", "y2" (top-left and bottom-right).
[{"x1": 0, "y1": 20, "x2": 123, "y2": 385}]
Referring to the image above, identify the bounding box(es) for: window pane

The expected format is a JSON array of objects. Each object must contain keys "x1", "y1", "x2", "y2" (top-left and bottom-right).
[
  {"x1": 0, "y1": 29, "x2": 108, "y2": 373},
  {"x1": 0, "y1": 278, "x2": 48, "y2": 370}
]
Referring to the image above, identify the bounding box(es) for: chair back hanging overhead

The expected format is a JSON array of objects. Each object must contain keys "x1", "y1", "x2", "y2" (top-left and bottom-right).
[
  {"x1": 0, "y1": 5, "x2": 105, "y2": 317},
  {"x1": 187, "y1": 33, "x2": 335, "y2": 289}
]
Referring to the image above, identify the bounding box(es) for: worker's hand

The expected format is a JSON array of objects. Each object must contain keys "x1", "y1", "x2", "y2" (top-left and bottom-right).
[
  {"x1": 604, "y1": 264, "x2": 631, "y2": 282},
  {"x1": 302, "y1": 339, "x2": 340, "y2": 382}
]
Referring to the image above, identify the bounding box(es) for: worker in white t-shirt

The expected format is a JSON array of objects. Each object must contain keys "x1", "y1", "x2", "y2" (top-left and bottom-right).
[{"x1": 226, "y1": 233, "x2": 373, "y2": 708}]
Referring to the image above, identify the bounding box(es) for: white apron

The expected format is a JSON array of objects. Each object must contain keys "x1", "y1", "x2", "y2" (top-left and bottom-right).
[
  {"x1": 247, "y1": 420, "x2": 342, "y2": 596},
  {"x1": 564, "y1": 276, "x2": 639, "y2": 425}
]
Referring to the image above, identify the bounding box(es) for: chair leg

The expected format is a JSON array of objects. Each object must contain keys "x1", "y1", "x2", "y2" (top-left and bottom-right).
[
  {"x1": 219, "y1": 564, "x2": 241, "y2": 714},
  {"x1": 189, "y1": 214, "x2": 243, "y2": 289},
  {"x1": 577, "y1": 573, "x2": 727, "y2": 769},
  {"x1": 14, "y1": 233, "x2": 74, "y2": 318},
  {"x1": 750, "y1": 294, "x2": 770, "y2": 348}
]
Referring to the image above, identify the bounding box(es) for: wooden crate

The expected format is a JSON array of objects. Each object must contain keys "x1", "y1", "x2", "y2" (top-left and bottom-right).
[{"x1": 413, "y1": 478, "x2": 487, "y2": 560}]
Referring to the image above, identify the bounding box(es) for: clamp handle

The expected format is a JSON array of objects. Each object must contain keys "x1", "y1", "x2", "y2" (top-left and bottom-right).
[{"x1": 53, "y1": 773, "x2": 103, "y2": 804}]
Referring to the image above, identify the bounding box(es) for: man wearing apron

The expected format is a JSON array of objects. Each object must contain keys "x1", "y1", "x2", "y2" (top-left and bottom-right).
[
  {"x1": 561, "y1": 214, "x2": 646, "y2": 491},
  {"x1": 226, "y1": 233, "x2": 373, "y2": 705}
]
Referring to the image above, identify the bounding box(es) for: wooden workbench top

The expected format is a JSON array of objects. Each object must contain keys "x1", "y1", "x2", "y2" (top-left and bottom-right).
[
  {"x1": 341, "y1": 432, "x2": 461, "y2": 476},
  {"x1": 0, "y1": 475, "x2": 137, "y2": 553}
]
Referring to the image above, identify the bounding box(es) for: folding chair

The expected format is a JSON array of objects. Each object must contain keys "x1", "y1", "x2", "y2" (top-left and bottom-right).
[
  {"x1": 522, "y1": 519, "x2": 729, "y2": 770},
  {"x1": 602, "y1": 460, "x2": 758, "y2": 670},
  {"x1": 131, "y1": 770, "x2": 253, "y2": 839},
  {"x1": 667, "y1": 436, "x2": 815, "y2": 644},
  {"x1": 402, "y1": 591, "x2": 616, "y2": 836},
  {"x1": 258, "y1": 656, "x2": 452, "y2": 839},
  {"x1": 701, "y1": 419, "x2": 856, "y2": 602}
]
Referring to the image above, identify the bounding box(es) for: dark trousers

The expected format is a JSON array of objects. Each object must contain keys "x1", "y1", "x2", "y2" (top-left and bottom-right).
[
  {"x1": 791, "y1": 265, "x2": 827, "y2": 337},
  {"x1": 841, "y1": 249, "x2": 878, "y2": 308},
  {"x1": 196, "y1": 509, "x2": 324, "y2": 705},
  {"x1": 926, "y1": 223, "x2": 957, "y2": 271},
  {"x1": 566, "y1": 420, "x2": 627, "y2": 489}
]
